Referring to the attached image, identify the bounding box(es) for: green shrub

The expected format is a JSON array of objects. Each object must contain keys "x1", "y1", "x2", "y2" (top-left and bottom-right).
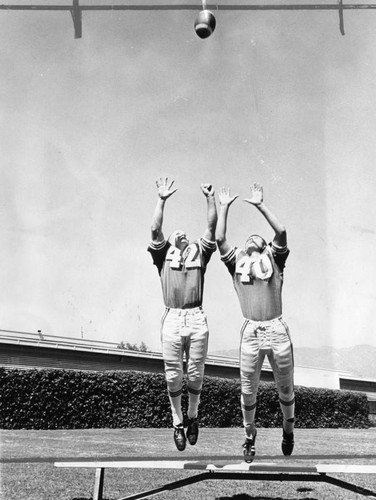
[{"x1": 0, "y1": 368, "x2": 369, "y2": 429}]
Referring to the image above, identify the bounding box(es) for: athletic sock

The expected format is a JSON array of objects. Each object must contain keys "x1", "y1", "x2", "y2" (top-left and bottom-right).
[
  {"x1": 279, "y1": 396, "x2": 295, "y2": 434},
  {"x1": 168, "y1": 388, "x2": 184, "y2": 427},
  {"x1": 187, "y1": 386, "x2": 201, "y2": 419},
  {"x1": 244, "y1": 423, "x2": 257, "y2": 439},
  {"x1": 241, "y1": 392, "x2": 257, "y2": 437}
]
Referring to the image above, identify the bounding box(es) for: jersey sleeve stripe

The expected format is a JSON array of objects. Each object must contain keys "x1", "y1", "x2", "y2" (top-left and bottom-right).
[
  {"x1": 271, "y1": 242, "x2": 289, "y2": 254},
  {"x1": 201, "y1": 237, "x2": 216, "y2": 251},
  {"x1": 148, "y1": 239, "x2": 167, "y2": 251},
  {"x1": 221, "y1": 247, "x2": 236, "y2": 263}
]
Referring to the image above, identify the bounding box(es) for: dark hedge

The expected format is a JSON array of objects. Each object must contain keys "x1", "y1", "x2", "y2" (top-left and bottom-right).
[{"x1": 0, "y1": 368, "x2": 369, "y2": 429}]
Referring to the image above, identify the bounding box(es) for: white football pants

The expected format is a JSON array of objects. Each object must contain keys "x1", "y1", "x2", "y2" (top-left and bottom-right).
[{"x1": 161, "y1": 306, "x2": 209, "y2": 426}]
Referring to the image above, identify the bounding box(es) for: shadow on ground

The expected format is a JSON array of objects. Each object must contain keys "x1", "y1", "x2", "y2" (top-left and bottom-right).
[
  {"x1": 70, "y1": 487, "x2": 318, "y2": 500},
  {"x1": 70, "y1": 492, "x2": 318, "y2": 500},
  {"x1": 71, "y1": 497, "x2": 318, "y2": 500},
  {"x1": 216, "y1": 492, "x2": 317, "y2": 500}
]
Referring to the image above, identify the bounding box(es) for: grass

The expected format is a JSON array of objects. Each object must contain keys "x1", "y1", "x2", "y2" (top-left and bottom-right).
[{"x1": 1, "y1": 427, "x2": 376, "y2": 500}]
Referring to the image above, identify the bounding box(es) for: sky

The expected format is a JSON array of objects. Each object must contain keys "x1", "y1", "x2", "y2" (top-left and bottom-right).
[{"x1": 1, "y1": 0, "x2": 376, "y2": 354}]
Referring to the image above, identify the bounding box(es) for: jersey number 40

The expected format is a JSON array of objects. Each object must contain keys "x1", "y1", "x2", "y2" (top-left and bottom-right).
[{"x1": 235, "y1": 254, "x2": 273, "y2": 283}]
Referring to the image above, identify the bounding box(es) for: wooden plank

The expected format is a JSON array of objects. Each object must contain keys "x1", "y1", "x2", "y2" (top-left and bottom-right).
[
  {"x1": 189, "y1": 463, "x2": 319, "y2": 472},
  {"x1": 55, "y1": 460, "x2": 197, "y2": 469},
  {"x1": 54, "y1": 460, "x2": 318, "y2": 471},
  {"x1": 317, "y1": 464, "x2": 376, "y2": 474},
  {"x1": 54, "y1": 460, "x2": 376, "y2": 474}
]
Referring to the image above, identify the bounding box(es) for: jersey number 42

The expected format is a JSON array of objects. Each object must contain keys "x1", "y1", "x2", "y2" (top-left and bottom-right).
[{"x1": 166, "y1": 244, "x2": 201, "y2": 270}]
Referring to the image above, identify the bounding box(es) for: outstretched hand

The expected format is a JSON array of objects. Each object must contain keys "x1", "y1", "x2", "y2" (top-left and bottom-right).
[
  {"x1": 201, "y1": 183, "x2": 215, "y2": 197},
  {"x1": 218, "y1": 187, "x2": 239, "y2": 206},
  {"x1": 244, "y1": 183, "x2": 263, "y2": 206},
  {"x1": 156, "y1": 177, "x2": 177, "y2": 200}
]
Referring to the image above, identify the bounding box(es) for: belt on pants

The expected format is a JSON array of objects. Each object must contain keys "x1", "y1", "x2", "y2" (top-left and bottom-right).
[
  {"x1": 244, "y1": 315, "x2": 283, "y2": 326},
  {"x1": 165, "y1": 306, "x2": 203, "y2": 316}
]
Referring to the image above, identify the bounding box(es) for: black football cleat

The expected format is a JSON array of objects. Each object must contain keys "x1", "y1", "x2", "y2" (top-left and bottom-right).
[
  {"x1": 186, "y1": 417, "x2": 199, "y2": 446},
  {"x1": 282, "y1": 430, "x2": 294, "y2": 456},
  {"x1": 173, "y1": 424, "x2": 186, "y2": 451},
  {"x1": 243, "y1": 429, "x2": 257, "y2": 463}
]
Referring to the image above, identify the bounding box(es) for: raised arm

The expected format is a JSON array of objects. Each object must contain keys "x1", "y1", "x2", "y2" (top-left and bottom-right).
[
  {"x1": 243, "y1": 183, "x2": 287, "y2": 248},
  {"x1": 216, "y1": 187, "x2": 239, "y2": 255},
  {"x1": 201, "y1": 183, "x2": 217, "y2": 242},
  {"x1": 151, "y1": 177, "x2": 177, "y2": 244}
]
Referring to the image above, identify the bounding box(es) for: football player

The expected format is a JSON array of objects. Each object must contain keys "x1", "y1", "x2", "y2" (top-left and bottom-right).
[
  {"x1": 216, "y1": 183, "x2": 295, "y2": 462},
  {"x1": 148, "y1": 177, "x2": 217, "y2": 451}
]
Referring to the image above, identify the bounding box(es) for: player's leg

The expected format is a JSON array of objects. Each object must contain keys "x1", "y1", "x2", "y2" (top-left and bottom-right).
[
  {"x1": 240, "y1": 320, "x2": 264, "y2": 462},
  {"x1": 268, "y1": 317, "x2": 295, "y2": 455},
  {"x1": 161, "y1": 309, "x2": 186, "y2": 450},
  {"x1": 184, "y1": 308, "x2": 209, "y2": 445}
]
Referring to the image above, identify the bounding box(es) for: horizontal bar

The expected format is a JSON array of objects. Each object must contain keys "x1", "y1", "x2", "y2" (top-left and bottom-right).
[
  {"x1": 1, "y1": 3, "x2": 376, "y2": 11},
  {"x1": 54, "y1": 460, "x2": 376, "y2": 474},
  {"x1": 317, "y1": 464, "x2": 376, "y2": 474},
  {"x1": 54, "y1": 460, "x2": 319, "y2": 471}
]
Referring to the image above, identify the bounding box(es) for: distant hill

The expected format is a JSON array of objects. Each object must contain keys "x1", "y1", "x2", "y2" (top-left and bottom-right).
[{"x1": 212, "y1": 345, "x2": 376, "y2": 380}]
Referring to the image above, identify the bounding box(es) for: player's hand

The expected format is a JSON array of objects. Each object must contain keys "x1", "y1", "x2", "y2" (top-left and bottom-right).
[
  {"x1": 244, "y1": 183, "x2": 263, "y2": 206},
  {"x1": 218, "y1": 187, "x2": 238, "y2": 206},
  {"x1": 200, "y1": 183, "x2": 215, "y2": 197},
  {"x1": 156, "y1": 177, "x2": 177, "y2": 200}
]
